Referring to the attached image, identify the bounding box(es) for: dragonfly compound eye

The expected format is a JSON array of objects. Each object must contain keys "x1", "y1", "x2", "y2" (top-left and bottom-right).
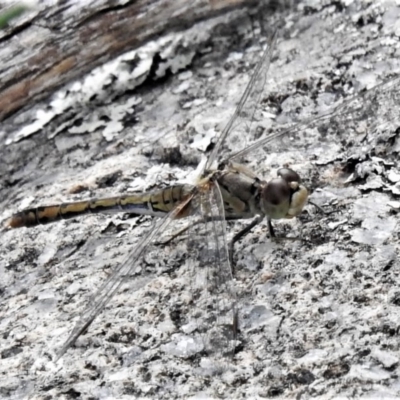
[
  {"x1": 260, "y1": 178, "x2": 291, "y2": 219},
  {"x1": 277, "y1": 168, "x2": 301, "y2": 184},
  {"x1": 278, "y1": 168, "x2": 309, "y2": 219}
]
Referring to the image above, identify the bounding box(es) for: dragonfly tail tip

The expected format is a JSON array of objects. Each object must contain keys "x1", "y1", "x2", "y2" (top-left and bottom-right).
[
  {"x1": 4, "y1": 214, "x2": 26, "y2": 229},
  {"x1": 3, "y1": 217, "x2": 15, "y2": 229}
]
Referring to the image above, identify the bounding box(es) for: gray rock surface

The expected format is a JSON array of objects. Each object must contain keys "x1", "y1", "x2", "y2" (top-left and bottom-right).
[{"x1": 1, "y1": 0, "x2": 400, "y2": 398}]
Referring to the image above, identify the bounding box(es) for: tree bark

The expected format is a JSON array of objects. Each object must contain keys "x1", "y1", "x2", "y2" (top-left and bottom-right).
[{"x1": 0, "y1": 0, "x2": 255, "y2": 123}]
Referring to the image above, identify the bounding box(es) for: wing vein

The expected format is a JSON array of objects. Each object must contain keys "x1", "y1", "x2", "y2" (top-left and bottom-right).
[
  {"x1": 56, "y1": 192, "x2": 195, "y2": 360},
  {"x1": 205, "y1": 30, "x2": 278, "y2": 170}
]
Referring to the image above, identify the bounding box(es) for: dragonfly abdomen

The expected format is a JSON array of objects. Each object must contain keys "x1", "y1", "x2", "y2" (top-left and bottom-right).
[{"x1": 6, "y1": 184, "x2": 194, "y2": 228}]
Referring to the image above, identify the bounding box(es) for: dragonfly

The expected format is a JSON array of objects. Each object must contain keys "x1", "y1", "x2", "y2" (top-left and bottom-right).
[{"x1": 5, "y1": 29, "x2": 399, "y2": 371}]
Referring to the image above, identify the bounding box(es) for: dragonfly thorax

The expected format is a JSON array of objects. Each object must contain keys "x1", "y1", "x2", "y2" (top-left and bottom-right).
[
  {"x1": 216, "y1": 164, "x2": 308, "y2": 221},
  {"x1": 216, "y1": 165, "x2": 263, "y2": 218}
]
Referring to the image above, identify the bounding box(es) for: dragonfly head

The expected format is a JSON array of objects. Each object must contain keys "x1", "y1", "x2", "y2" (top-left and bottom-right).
[{"x1": 260, "y1": 168, "x2": 308, "y2": 219}]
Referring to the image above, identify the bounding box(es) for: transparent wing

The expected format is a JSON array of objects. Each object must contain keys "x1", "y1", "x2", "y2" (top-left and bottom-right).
[
  {"x1": 56, "y1": 192, "x2": 195, "y2": 360},
  {"x1": 184, "y1": 180, "x2": 238, "y2": 373},
  {"x1": 204, "y1": 30, "x2": 277, "y2": 171},
  {"x1": 226, "y1": 75, "x2": 400, "y2": 164}
]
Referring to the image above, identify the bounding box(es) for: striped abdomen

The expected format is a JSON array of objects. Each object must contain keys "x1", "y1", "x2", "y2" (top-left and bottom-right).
[{"x1": 6, "y1": 184, "x2": 194, "y2": 229}]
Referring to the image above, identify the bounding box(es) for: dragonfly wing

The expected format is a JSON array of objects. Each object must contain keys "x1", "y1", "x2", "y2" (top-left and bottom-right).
[
  {"x1": 205, "y1": 30, "x2": 278, "y2": 171},
  {"x1": 227, "y1": 75, "x2": 400, "y2": 163},
  {"x1": 183, "y1": 180, "x2": 238, "y2": 374},
  {"x1": 56, "y1": 192, "x2": 195, "y2": 360}
]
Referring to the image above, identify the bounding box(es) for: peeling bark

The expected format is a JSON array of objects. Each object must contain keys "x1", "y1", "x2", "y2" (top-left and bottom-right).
[{"x1": 0, "y1": 0, "x2": 257, "y2": 122}]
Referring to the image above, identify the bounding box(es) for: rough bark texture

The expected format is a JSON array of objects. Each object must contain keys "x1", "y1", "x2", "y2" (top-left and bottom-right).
[
  {"x1": 0, "y1": 0, "x2": 254, "y2": 123},
  {"x1": 1, "y1": 0, "x2": 400, "y2": 399}
]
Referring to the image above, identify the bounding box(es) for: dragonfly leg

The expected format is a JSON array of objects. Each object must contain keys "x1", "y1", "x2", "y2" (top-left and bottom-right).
[
  {"x1": 230, "y1": 216, "x2": 308, "y2": 267},
  {"x1": 308, "y1": 200, "x2": 331, "y2": 215},
  {"x1": 157, "y1": 216, "x2": 226, "y2": 245},
  {"x1": 228, "y1": 215, "x2": 264, "y2": 266},
  {"x1": 155, "y1": 223, "x2": 194, "y2": 245},
  {"x1": 268, "y1": 201, "x2": 326, "y2": 246},
  {"x1": 267, "y1": 217, "x2": 276, "y2": 238}
]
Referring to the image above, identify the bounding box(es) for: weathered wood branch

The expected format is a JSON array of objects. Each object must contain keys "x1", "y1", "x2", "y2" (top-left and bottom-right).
[{"x1": 0, "y1": 0, "x2": 255, "y2": 122}]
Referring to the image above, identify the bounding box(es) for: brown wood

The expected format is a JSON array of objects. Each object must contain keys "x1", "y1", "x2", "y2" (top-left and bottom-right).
[{"x1": 0, "y1": 0, "x2": 254, "y2": 123}]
